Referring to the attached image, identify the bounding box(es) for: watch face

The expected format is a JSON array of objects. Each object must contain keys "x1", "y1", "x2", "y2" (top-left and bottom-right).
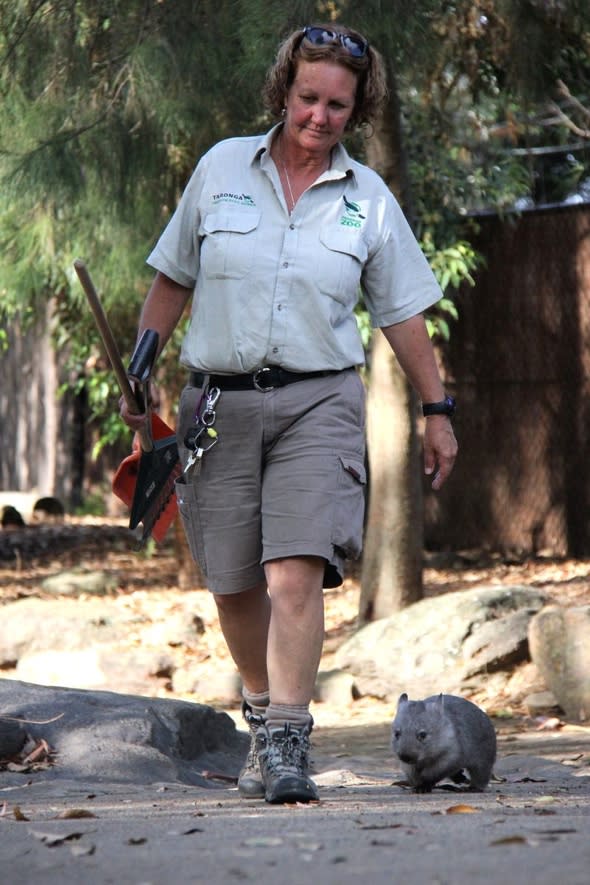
[{"x1": 445, "y1": 395, "x2": 456, "y2": 416}]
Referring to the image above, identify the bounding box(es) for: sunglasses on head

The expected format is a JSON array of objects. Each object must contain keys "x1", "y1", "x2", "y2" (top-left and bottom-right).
[{"x1": 301, "y1": 26, "x2": 368, "y2": 58}]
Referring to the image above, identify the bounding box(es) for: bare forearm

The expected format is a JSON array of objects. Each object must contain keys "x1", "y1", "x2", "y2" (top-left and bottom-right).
[
  {"x1": 137, "y1": 271, "x2": 193, "y2": 357},
  {"x1": 381, "y1": 314, "x2": 457, "y2": 490},
  {"x1": 380, "y1": 314, "x2": 445, "y2": 404}
]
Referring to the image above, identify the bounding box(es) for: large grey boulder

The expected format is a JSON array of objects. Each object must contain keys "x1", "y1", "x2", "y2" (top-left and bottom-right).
[
  {"x1": 0, "y1": 679, "x2": 247, "y2": 786},
  {"x1": 528, "y1": 605, "x2": 590, "y2": 721},
  {"x1": 0, "y1": 595, "x2": 208, "y2": 695},
  {"x1": 334, "y1": 586, "x2": 547, "y2": 700}
]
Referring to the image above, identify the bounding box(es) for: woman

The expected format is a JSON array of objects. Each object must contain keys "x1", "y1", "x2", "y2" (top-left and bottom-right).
[{"x1": 121, "y1": 24, "x2": 458, "y2": 804}]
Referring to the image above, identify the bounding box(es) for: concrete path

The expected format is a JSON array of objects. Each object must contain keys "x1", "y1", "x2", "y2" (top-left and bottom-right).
[{"x1": 2, "y1": 721, "x2": 589, "y2": 884}]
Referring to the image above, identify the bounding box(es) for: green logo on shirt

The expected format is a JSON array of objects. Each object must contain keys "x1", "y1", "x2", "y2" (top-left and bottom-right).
[
  {"x1": 339, "y1": 195, "x2": 365, "y2": 228},
  {"x1": 213, "y1": 193, "x2": 256, "y2": 206}
]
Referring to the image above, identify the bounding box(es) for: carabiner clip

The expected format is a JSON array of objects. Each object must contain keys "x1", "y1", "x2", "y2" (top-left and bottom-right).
[{"x1": 201, "y1": 386, "x2": 221, "y2": 427}]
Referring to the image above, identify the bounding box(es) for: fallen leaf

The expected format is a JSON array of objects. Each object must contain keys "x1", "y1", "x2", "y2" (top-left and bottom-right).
[
  {"x1": 536, "y1": 717, "x2": 563, "y2": 731},
  {"x1": 199, "y1": 770, "x2": 238, "y2": 784},
  {"x1": 22, "y1": 738, "x2": 54, "y2": 765},
  {"x1": 445, "y1": 804, "x2": 480, "y2": 814},
  {"x1": 490, "y1": 835, "x2": 529, "y2": 846},
  {"x1": 13, "y1": 806, "x2": 30, "y2": 821},
  {"x1": 30, "y1": 830, "x2": 84, "y2": 847},
  {"x1": 57, "y1": 809, "x2": 97, "y2": 820},
  {"x1": 71, "y1": 843, "x2": 96, "y2": 857},
  {"x1": 243, "y1": 836, "x2": 284, "y2": 848}
]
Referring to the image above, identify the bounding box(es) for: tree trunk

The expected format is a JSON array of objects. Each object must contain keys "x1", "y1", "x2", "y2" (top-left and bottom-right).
[
  {"x1": 359, "y1": 333, "x2": 424, "y2": 621},
  {"x1": 359, "y1": 63, "x2": 424, "y2": 623}
]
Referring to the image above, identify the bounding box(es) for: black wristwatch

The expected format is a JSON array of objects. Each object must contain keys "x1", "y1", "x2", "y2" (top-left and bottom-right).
[{"x1": 422, "y1": 394, "x2": 456, "y2": 418}]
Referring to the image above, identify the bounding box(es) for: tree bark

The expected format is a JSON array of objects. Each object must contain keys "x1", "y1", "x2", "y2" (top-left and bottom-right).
[
  {"x1": 359, "y1": 63, "x2": 424, "y2": 623},
  {"x1": 359, "y1": 333, "x2": 424, "y2": 621}
]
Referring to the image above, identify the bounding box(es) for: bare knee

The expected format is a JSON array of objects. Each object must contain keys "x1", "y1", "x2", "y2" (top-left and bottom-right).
[
  {"x1": 214, "y1": 581, "x2": 268, "y2": 616},
  {"x1": 265, "y1": 556, "x2": 324, "y2": 607}
]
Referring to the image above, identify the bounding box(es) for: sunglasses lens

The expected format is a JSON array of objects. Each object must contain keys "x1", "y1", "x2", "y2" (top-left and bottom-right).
[
  {"x1": 341, "y1": 35, "x2": 367, "y2": 57},
  {"x1": 305, "y1": 27, "x2": 335, "y2": 46},
  {"x1": 303, "y1": 27, "x2": 367, "y2": 57}
]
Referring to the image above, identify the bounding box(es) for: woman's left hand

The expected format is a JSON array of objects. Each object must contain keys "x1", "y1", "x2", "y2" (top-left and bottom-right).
[{"x1": 423, "y1": 415, "x2": 458, "y2": 490}]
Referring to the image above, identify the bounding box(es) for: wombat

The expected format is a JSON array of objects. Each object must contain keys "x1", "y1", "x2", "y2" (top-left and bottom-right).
[{"x1": 391, "y1": 692, "x2": 497, "y2": 793}]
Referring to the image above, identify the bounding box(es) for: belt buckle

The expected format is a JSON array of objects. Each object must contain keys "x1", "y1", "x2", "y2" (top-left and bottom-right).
[{"x1": 253, "y1": 367, "x2": 275, "y2": 392}]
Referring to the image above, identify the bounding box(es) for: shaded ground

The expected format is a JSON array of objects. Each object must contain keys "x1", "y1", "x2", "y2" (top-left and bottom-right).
[{"x1": 1, "y1": 523, "x2": 590, "y2": 882}]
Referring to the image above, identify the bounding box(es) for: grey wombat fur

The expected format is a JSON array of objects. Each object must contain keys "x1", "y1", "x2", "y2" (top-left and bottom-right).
[{"x1": 391, "y1": 693, "x2": 496, "y2": 793}]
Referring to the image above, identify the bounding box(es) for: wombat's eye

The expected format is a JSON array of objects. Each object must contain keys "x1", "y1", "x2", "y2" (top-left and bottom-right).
[
  {"x1": 417, "y1": 730, "x2": 428, "y2": 741},
  {"x1": 393, "y1": 729, "x2": 400, "y2": 739}
]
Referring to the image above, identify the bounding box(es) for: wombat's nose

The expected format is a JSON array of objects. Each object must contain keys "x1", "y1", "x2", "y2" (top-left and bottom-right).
[{"x1": 398, "y1": 752, "x2": 417, "y2": 764}]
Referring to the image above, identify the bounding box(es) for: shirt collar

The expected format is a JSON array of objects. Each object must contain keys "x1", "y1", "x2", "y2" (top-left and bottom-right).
[{"x1": 254, "y1": 124, "x2": 356, "y2": 183}]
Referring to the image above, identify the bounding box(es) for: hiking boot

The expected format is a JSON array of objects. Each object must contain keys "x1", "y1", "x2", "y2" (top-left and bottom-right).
[
  {"x1": 256, "y1": 722, "x2": 319, "y2": 804},
  {"x1": 237, "y1": 701, "x2": 265, "y2": 798}
]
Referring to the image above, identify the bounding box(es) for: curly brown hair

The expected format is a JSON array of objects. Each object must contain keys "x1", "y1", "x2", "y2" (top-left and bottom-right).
[{"x1": 262, "y1": 24, "x2": 388, "y2": 130}]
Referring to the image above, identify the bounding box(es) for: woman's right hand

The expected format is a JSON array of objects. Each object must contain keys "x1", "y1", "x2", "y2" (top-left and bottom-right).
[{"x1": 119, "y1": 381, "x2": 161, "y2": 431}]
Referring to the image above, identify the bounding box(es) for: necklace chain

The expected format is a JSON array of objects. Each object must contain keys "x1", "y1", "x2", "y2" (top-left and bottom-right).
[
  {"x1": 278, "y1": 135, "x2": 331, "y2": 214},
  {"x1": 279, "y1": 142, "x2": 296, "y2": 213}
]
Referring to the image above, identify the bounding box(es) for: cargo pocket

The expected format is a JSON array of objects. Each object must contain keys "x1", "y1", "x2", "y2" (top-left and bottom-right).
[
  {"x1": 332, "y1": 455, "x2": 367, "y2": 558},
  {"x1": 175, "y1": 475, "x2": 208, "y2": 575}
]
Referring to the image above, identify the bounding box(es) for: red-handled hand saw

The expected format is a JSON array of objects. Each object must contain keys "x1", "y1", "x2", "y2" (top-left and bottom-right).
[{"x1": 74, "y1": 259, "x2": 180, "y2": 542}]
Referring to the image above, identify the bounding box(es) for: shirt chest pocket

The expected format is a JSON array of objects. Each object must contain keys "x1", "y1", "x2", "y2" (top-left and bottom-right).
[
  {"x1": 200, "y1": 211, "x2": 261, "y2": 280},
  {"x1": 317, "y1": 230, "x2": 368, "y2": 305}
]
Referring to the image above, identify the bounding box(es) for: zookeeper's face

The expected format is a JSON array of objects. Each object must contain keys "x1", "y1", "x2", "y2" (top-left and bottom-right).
[{"x1": 283, "y1": 59, "x2": 357, "y2": 156}]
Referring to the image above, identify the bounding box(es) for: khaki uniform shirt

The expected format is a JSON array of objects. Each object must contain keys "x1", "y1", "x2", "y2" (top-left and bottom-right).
[{"x1": 147, "y1": 124, "x2": 443, "y2": 373}]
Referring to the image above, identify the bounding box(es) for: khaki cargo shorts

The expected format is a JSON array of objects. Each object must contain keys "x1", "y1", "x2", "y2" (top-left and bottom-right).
[{"x1": 174, "y1": 368, "x2": 366, "y2": 594}]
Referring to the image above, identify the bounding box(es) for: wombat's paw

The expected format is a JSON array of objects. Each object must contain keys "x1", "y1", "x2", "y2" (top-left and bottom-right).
[{"x1": 414, "y1": 783, "x2": 435, "y2": 793}]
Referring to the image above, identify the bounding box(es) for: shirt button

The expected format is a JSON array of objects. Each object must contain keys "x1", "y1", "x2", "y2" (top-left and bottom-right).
[
  {"x1": 277, "y1": 304, "x2": 283, "y2": 311},
  {"x1": 282, "y1": 262, "x2": 289, "y2": 268},
  {"x1": 272, "y1": 347, "x2": 279, "y2": 354},
  {"x1": 289, "y1": 224, "x2": 295, "y2": 230}
]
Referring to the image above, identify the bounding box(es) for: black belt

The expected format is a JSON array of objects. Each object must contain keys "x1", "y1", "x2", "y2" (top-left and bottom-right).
[{"x1": 189, "y1": 366, "x2": 350, "y2": 392}]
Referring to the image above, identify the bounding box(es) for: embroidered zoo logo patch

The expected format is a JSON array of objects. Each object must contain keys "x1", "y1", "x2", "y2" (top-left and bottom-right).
[
  {"x1": 212, "y1": 192, "x2": 256, "y2": 206},
  {"x1": 339, "y1": 195, "x2": 366, "y2": 228}
]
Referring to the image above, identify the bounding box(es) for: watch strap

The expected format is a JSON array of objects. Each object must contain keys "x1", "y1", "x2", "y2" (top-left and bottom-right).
[{"x1": 422, "y1": 394, "x2": 456, "y2": 417}]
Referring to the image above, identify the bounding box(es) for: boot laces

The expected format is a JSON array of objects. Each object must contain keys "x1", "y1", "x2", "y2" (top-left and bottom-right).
[{"x1": 264, "y1": 724, "x2": 311, "y2": 776}]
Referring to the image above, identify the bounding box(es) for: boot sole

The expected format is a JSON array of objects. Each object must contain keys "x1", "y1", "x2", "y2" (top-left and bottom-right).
[{"x1": 264, "y1": 775, "x2": 319, "y2": 804}]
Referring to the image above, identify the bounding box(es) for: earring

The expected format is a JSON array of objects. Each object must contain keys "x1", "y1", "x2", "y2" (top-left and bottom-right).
[{"x1": 281, "y1": 107, "x2": 286, "y2": 117}]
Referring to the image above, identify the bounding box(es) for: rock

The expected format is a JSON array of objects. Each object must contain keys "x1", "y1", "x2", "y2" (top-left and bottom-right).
[
  {"x1": 41, "y1": 568, "x2": 118, "y2": 596},
  {"x1": 0, "y1": 597, "x2": 139, "y2": 665},
  {"x1": 528, "y1": 605, "x2": 590, "y2": 721},
  {"x1": 15, "y1": 646, "x2": 170, "y2": 694},
  {"x1": 523, "y1": 690, "x2": 561, "y2": 717},
  {"x1": 314, "y1": 670, "x2": 357, "y2": 705},
  {"x1": 334, "y1": 586, "x2": 547, "y2": 701},
  {"x1": 0, "y1": 678, "x2": 248, "y2": 786},
  {"x1": 174, "y1": 667, "x2": 242, "y2": 704}
]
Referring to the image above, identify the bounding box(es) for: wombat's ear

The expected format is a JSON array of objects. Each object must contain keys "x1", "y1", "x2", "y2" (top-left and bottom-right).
[{"x1": 398, "y1": 692, "x2": 409, "y2": 705}]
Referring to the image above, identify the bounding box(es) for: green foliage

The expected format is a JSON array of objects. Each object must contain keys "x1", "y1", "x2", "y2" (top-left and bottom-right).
[
  {"x1": 421, "y1": 236, "x2": 483, "y2": 340},
  {"x1": 2, "y1": 0, "x2": 590, "y2": 451}
]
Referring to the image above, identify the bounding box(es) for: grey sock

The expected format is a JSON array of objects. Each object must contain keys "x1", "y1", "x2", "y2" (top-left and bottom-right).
[
  {"x1": 242, "y1": 688, "x2": 269, "y2": 718},
  {"x1": 265, "y1": 703, "x2": 313, "y2": 731}
]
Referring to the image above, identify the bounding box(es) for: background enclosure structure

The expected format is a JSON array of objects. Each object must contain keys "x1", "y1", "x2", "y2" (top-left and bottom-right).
[
  {"x1": 425, "y1": 202, "x2": 590, "y2": 557},
  {"x1": 2, "y1": 203, "x2": 590, "y2": 555}
]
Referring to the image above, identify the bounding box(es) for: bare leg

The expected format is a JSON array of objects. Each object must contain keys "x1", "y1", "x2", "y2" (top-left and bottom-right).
[
  {"x1": 213, "y1": 582, "x2": 270, "y2": 694},
  {"x1": 264, "y1": 555, "x2": 325, "y2": 705}
]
